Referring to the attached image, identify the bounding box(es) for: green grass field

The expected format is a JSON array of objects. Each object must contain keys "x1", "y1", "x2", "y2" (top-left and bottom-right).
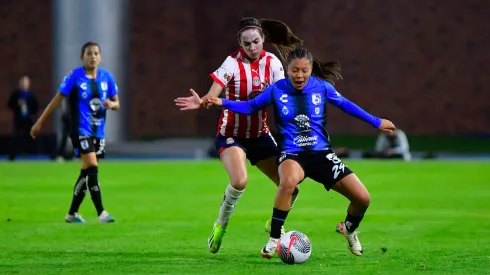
[{"x1": 1, "y1": 160, "x2": 489, "y2": 274}]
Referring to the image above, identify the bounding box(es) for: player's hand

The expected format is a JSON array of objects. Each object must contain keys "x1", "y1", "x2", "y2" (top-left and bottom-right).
[
  {"x1": 204, "y1": 97, "x2": 223, "y2": 107},
  {"x1": 30, "y1": 121, "x2": 42, "y2": 139},
  {"x1": 260, "y1": 82, "x2": 269, "y2": 91},
  {"x1": 174, "y1": 89, "x2": 203, "y2": 111},
  {"x1": 103, "y1": 100, "x2": 114, "y2": 109},
  {"x1": 378, "y1": 119, "x2": 396, "y2": 132}
]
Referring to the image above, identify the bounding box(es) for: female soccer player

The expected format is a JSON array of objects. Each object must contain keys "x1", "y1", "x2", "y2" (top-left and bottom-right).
[
  {"x1": 174, "y1": 17, "x2": 304, "y2": 253},
  {"x1": 30, "y1": 42, "x2": 118, "y2": 224},
  {"x1": 205, "y1": 47, "x2": 396, "y2": 258}
]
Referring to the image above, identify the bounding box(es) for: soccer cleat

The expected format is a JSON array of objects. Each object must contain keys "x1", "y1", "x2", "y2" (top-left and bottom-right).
[
  {"x1": 65, "y1": 213, "x2": 86, "y2": 223},
  {"x1": 208, "y1": 221, "x2": 226, "y2": 253},
  {"x1": 337, "y1": 221, "x2": 363, "y2": 256},
  {"x1": 264, "y1": 219, "x2": 286, "y2": 236},
  {"x1": 260, "y1": 237, "x2": 279, "y2": 259},
  {"x1": 98, "y1": 210, "x2": 115, "y2": 223}
]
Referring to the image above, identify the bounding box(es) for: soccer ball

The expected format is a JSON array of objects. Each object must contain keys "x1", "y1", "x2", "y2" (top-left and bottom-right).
[{"x1": 277, "y1": 231, "x2": 312, "y2": 264}]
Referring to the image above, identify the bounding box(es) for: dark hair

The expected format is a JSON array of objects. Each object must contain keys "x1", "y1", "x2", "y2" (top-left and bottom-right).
[
  {"x1": 237, "y1": 17, "x2": 302, "y2": 64},
  {"x1": 80, "y1": 41, "x2": 101, "y2": 56},
  {"x1": 286, "y1": 47, "x2": 342, "y2": 85},
  {"x1": 237, "y1": 18, "x2": 342, "y2": 85}
]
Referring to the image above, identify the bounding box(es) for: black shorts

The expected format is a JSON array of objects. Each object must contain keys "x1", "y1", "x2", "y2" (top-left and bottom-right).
[
  {"x1": 215, "y1": 133, "x2": 280, "y2": 166},
  {"x1": 277, "y1": 150, "x2": 353, "y2": 190},
  {"x1": 71, "y1": 135, "x2": 106, "y2": 158}
]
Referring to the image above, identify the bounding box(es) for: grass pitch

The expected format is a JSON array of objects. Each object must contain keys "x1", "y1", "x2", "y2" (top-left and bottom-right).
[{"x1": 0, "y1": 160, "x2": 489, "y2": 274}]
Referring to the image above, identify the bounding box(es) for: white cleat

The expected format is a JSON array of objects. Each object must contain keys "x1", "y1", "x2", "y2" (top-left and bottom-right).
[
  {"x1": 260, "y1": 237, "x2": 279, "y2": 259},
  {"x1": 65, "y1": 212, "x2": 86, "y2": 223},
  {"x1": 337, "y1": 221, "x2": 363, "y2": 256},
  {"x1": 98, "y1": 210, "x2": 115, "y2": 223}
]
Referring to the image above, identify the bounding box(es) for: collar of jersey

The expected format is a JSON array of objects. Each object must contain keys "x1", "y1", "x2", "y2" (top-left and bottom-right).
[
  {"x1": 286, "y1": 77, "x2": 312, "y2": 93},
  {"x1": 239, "y1": 49, "x2": 266, "y2": 62},
  {"x1": 77, "y1": 66, "x2": 100, "y2": 80}
]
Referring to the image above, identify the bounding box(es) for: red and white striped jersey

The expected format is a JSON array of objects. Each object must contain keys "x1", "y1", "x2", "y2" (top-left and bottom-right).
[{"x1": 210, "y1": 49, "x2": 285, "y2": 138}]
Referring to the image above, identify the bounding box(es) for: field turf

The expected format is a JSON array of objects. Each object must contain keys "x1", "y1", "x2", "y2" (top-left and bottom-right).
[{"x1": 0, "y1": 160, "x2": 489, "y2": 274}]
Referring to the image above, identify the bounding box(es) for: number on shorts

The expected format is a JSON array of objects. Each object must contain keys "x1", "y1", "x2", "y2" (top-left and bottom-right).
[
  {"x1": 96, "y1": 139, "x2": 105, "y2": 155},
  {"x1": 327, "y1": 153, "x2": 345, "y2": 180}
]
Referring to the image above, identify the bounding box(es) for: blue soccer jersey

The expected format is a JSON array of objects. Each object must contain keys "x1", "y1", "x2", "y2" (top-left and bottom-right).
[
  {"x1": 59, "y1": 67, "x2": 118, "y2": 138},
  {"x1": 221, "y1": 76, "x2": 381, "y2": 153}
]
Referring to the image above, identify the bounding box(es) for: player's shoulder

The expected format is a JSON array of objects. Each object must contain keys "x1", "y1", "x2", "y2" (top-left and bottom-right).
[
  {"x1": 98, "y1": 68, "x2": 116, "y2": 81},
  {"x1": 270, "y1": 78, "x2": 289, "y2": 92},
  {"x1": 223, "y1": 50, "x2": 241, "y2": 63},
  {"x1": 310, "y1": 76, "x2": 333, "y2": 90},
  {"x1": 264, "y1": 51, "x2": 281, "y2": 62},
  {"x1": 67, "y1": 66, "x2": 84, "y2": 78}
]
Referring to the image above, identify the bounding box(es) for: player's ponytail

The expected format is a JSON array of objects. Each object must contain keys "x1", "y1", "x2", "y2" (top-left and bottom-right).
[
  {"x1": 259, "y1": 19, "x2": 303, "y2": 64},
  {"x1": 237, "y1": 18, "x2": 303, "y2": 64},
  {"x1": 237, "y1": 18, "x2": 342, "y2": 85},
  {"x1": 287, "y1": 48, "x2": 343, "y2": 86}
]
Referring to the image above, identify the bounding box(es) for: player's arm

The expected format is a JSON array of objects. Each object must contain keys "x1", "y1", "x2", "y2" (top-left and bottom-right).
[
  {"x1": 174, "y1": 57, "x2": 234, "y2": 111},
  {"x1": 218, "y1": 85, "x2": 273, "y2": 115},
  {"x1": 270, "y1": 56, "x2": 285, "y2": 84},
  {"x1": 323, "y1": 81, "x2": 382, "y2": 128},
  {"x1": 204, "y1": 82, "x2": 224, "y2": 99},
  {"x1": 36, "y1": 93, "x2": 65, "y2": 124},
  {"x1": 105, "y1": 94, "x2": 120, "y2": 110},
  {"x1": 103, "y1": 74, "x2": 120, "y2": 110},
  {"x1": 30, "y1": 73, "x2": 74, "y2": 138}
]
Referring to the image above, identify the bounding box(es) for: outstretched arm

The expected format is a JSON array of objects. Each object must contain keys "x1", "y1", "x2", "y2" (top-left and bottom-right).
[
  {"x1": 222, "y1": 86, "x2": 273, "y2": 115},
  {"x1": 335, "y1": 98, "x2": 382, "y2": 128},
  {"x1": 207, "y1": 86, "x2": 274, "y2": 115},
  {"x1": 325, "y1": 82, "x2": 382, "y2": 128}
]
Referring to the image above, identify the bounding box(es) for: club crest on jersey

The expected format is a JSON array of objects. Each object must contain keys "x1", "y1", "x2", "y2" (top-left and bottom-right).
[
  {"x1": 282, "y1": 106, "x2": 289, "y2": 115},
  {"x1": 312, "y1": 93, "x2": 322, "y2": 105},
  {"x1": 101, "y1": 81, "x2": 108, "y2": 91},
  {"x1": 252, "y1": 76, "x2": 261, "y2": 87},
  {"x1": 226, "y1": 137, "x2": 235, "y2": 144}
]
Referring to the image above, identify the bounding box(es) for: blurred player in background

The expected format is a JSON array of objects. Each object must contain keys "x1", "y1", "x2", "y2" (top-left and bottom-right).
[
  {"x1": 174, "y1": 17, "x2": 304, "y2": 253},
  {"x1": 362, "y1": 128, "x2": 411, "y2": 161},
  {"x1": 7, "y1": 75, "x2": 39, "y2": 161},
  {"x1": 30, "y1": 42, "x2": 118, "y2": 224},
  {"x1": 205, "y1": 48, "x2": 396, "y2": 258}
]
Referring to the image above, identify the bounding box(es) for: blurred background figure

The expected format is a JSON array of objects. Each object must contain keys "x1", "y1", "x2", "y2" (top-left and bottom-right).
[
  {"x1": 362, "y1": 129, "x2": 411, "y2": 161},
  {"x1": 7, "y1": 75, "x2": 38, "y2": 161}
]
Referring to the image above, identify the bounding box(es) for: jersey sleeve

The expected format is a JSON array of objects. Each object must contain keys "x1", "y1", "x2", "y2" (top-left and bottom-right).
[
  {"x1": 323, "y1": 81, "x2": 344, "y2": 105},
  {"x1": 58, "y1": 71, "x2": 76, "y2": 96},
  {"x1": 323, "y1": 80, "x2": 382, "y2": 128},
  {"x1": 270, "y1": 56, "x2": 285, "y2": 84},
  {"x1": 107, "y1": 73, "x2": 119, "y2": 98},
  {"x1": 221, "y1": 85, "x2": 273, "y2": 115},
  {"x1": 210, "y1": 56, "x2": 236, "y2": 88}
]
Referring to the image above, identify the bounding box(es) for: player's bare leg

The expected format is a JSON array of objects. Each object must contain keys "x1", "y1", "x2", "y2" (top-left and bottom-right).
[
  {"x1": 208, "y1": 147, "x2": 247, "y2": 253},
  {"x1": 261, "y1": 159, "x2": 304, "y2": 259},
  {"x1": 256, "y1": 156, "x2": 299, "y2": 235},
  {"x1": 331, "y1": 173, "x2": 370, "y2": 256}
]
